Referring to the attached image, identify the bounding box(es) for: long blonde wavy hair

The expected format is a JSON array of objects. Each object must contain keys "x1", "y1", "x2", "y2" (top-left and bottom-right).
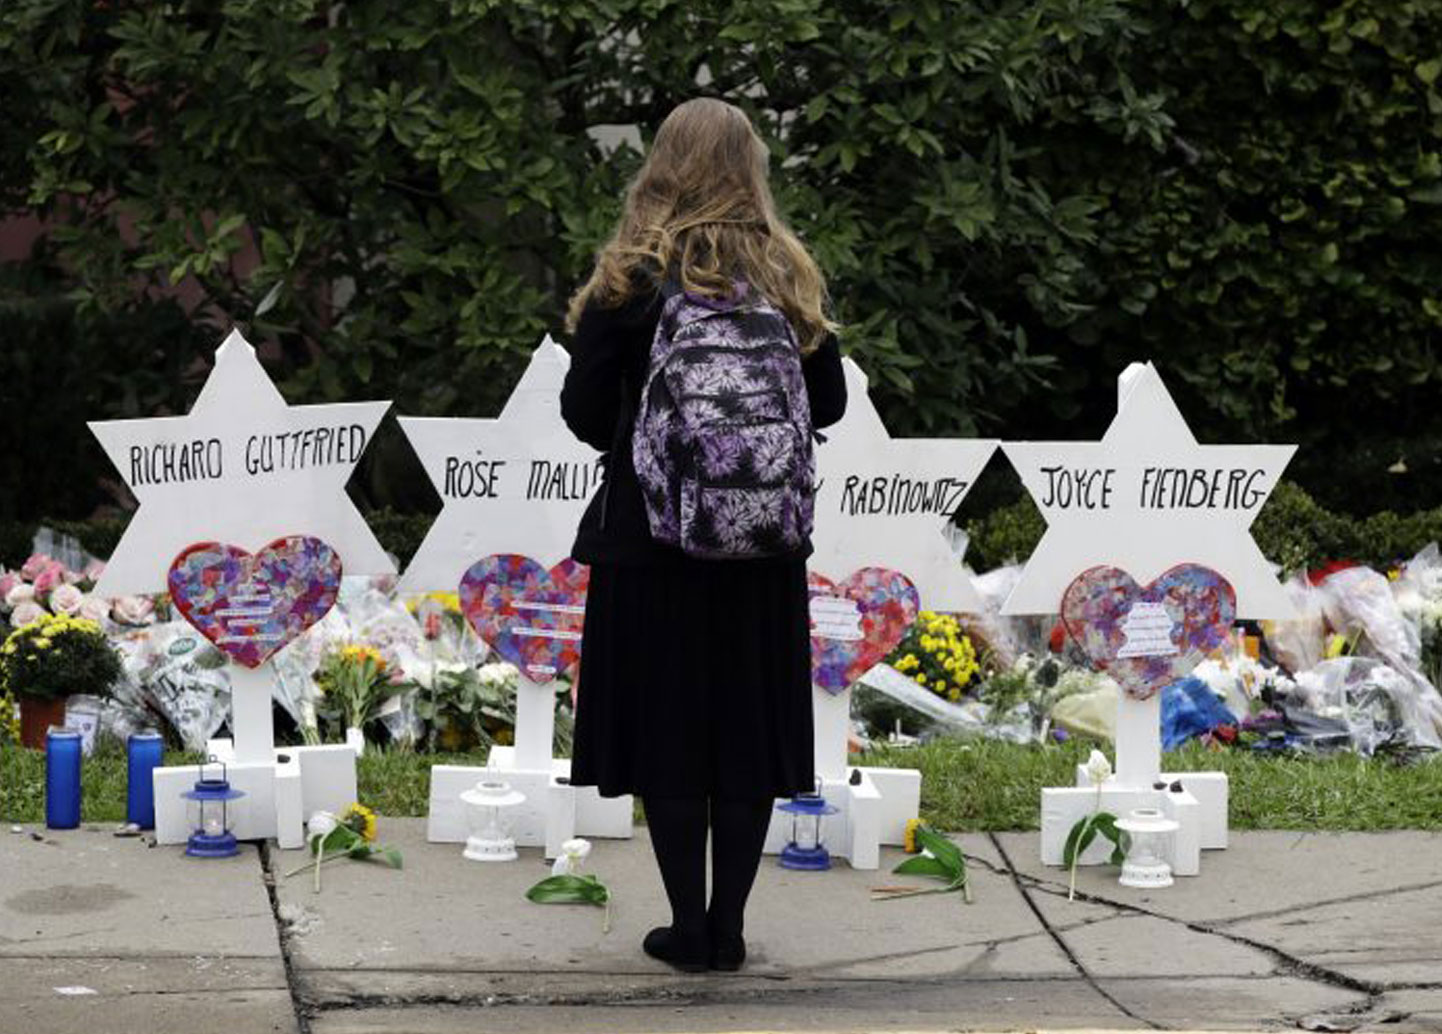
[{"x1": 566, "y1": 98, "x2": 836, "y2": 353}]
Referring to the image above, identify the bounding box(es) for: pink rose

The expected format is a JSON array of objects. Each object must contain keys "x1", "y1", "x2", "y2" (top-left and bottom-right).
[
  {"x1": 61, "y1": 567, "x2": 84, "y2": 586},
  {"x1": 5, "y1": 582, "x2": 35, "y2": 609},
  {"x1": 83, "y1": 559, "x2": 106, "y2": 582},
  {"x1": 19, "y1": 554, "x2": 51, "y2": 581},
  {"x1": 31, "y1": 565, "x2": 63, "y2": 596},
  {"x1": 78, "y1": 594, "x2": 110, "y2": 625},
  {"x1": 10, "y1": 600, "x2": 45, "y2": 627},
  {"x1": 50, "y1": 583, "x2": 83, "y2": 615},
  {"x1": 111, "y1": 595, "x2": 156, "y2": 626},
  {"x1": 0, "y1": 573, "x2": 17, "y2": 600}
]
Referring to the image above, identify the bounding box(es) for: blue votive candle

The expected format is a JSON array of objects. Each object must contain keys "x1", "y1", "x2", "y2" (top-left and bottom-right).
[
  {"x1": 126, "y1": 731, "x2": 164, "y2": 830},
  {"x1": 45, "y1": 728, "x2": 82, "y2": 829}
]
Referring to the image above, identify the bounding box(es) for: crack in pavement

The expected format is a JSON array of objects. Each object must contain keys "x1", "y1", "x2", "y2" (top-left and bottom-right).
[
  {"x1": 259, "y1": 842, "x2": 314, "y2": 1034},
  {"x1": 1004, "y1": 863, "x2": 1442, "y2": 1030},
  {"x1": 299, "y1": 970, "x2": 1095, "y2": 1015},
  {"x1": 987, "y1": 833, "x2": 1163, "y2": 1030}
]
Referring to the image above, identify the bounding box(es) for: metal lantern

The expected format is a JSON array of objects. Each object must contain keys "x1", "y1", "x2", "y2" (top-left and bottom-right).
[
  {"x1": 459, "y1": 780, "x2": 526, "y2": 862},
  {"x1": 1115, "y1": 807, "x2": 1180, "y2": 889},
  {"x1": 776, "y1": 787, "x2": 839, "y2": 871},
  {"x1": 181, "y1": 758, "x2": 245, "y2": 859}
]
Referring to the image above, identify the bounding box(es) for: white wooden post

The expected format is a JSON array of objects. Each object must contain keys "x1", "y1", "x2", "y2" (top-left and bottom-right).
[
  {"x1": 1114, "y1": 691, "x2": 1163, "y2": 789},
  {"x1": 229, "y1": 664, "x2": 275, "y2": 765},
  {"x1": 813, "y1": 686, "x2": 851, "y2": 783},
  {"x1": 512, "y1": 675, "x2": 555, "y2": 771}
]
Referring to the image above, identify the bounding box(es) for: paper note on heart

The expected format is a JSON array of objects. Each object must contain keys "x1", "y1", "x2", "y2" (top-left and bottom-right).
[
  {"x1": 1060, "y1": 564, "x2": 1236, "y2": 701},
  {"x1": 459, "y1": 554, "x2": 589, "y2": 683},
  {"x1": 168, "y1": 536, "x2": 343, "y2": 668},
  {"x1": 809, "y1": 567, "x2": 921, "y2": 694}
]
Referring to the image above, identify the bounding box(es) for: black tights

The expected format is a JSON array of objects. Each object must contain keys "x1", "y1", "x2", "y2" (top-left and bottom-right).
[{"x1": 642, "y1": 796, "x2": 773, "y2": 939}]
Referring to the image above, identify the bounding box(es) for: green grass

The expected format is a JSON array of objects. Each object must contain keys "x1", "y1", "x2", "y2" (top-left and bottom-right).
[{"x1": 4, "y1": 739, "x2": 1440, "y2": 831}]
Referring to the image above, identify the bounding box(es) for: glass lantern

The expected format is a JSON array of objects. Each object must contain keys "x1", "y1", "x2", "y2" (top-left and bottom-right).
[
  {"x1": 1114, "y1": 807, "x2": 1180, "y2": 888},
  {"x1": 460, "y1": 780, "x2": 526, "y2": 862},
  {"x1": 181, "y1": 758, "x2": 246, "y2": 859},
  {"x1": 776, "y1": 786, "x2": 839, "y2": 871}
]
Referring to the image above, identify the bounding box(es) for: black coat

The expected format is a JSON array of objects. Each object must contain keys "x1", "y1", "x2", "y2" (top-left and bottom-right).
[{"x1": 560, "y1": 288, "x2": 847, "y2": 565}]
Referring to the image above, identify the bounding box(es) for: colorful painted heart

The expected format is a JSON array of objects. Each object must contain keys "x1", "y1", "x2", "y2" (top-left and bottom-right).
[
  {"x1": 1059, "y1": 564, "x2": 1236, "y2": 701},
  {"x1": 168, "y1": 536, "x2": 343, "y2": 669},
  {"x1": 809, "y1": 567, "x2": 921, "y2": 694},
  {"x1": 459, "y1": 555, "x2": 589, "y2": 683}
]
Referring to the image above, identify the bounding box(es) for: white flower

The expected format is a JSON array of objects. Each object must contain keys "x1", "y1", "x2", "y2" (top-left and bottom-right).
[
  {"x1": 478, "y1": 661, "x2": 520, "y2": 689},
  {"x1": 551, "y1": 837, "x2": 592, "y2": 876},
  {"x1": 1084, "y1": 749, "x2": 1113, "y2": 786},
  {"x1": 77, "y1": 595, "x2": 109, "y2": 626},
  {"x1": 307, "y1": 811, "x2": 338, "y2": 838},
  {"x1": 10, "y1": 601, "x2": 45, "y2": 627},
  {"x1": 5, "y1": 583, "x2": 35, "y2": 609},
  {"x1": 50, "y1": 584, "x2": 83, "y2": 615},
  {"x1": 111, "y1": 595, "x2": 156, "y2": 626}
]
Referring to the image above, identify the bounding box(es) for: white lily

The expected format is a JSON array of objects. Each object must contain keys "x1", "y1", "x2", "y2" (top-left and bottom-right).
[
  {"x1": 551, "y1": 837, "x2": 592, "y2": 876},
  {"x1": 1084, "y1": 749, "x2": 1113, "y2": 787}
]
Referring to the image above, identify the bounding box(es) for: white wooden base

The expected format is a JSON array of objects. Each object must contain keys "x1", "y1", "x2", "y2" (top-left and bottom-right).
[
  {"x1": 426, "y1": 763, "x2": 576, "y2": 858},
  {"x1": 153, "y1": 738, "x2": 359, "y2": 849},
  {"x1": 759, "y1": 686, "x2": 922, "y2": 871},
  {"x1": 1039, "y1": 770, "x2": 1228, "y2": 877},
  {"x1": 486, "y1": 747, "x2": 635, "y2": 840}
]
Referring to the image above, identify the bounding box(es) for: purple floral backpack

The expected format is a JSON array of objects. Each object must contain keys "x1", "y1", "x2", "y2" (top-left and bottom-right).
[{"x1": 632, "y1": 285, "x2": 816, "y2": 558}]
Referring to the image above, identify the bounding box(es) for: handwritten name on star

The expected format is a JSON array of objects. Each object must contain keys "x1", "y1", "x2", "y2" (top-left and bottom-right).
[{"x1": 1035, "y1": 465, "x2": 1271, "y2": 512}]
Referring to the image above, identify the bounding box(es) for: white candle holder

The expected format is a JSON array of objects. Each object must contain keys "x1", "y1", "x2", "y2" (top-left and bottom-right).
[
  {"x1": 460, "y1": 780, "x2": 526, "y2": 862},
  {"x1": 1115, "y1": 807, "x2": 1180, "y2": 889}
]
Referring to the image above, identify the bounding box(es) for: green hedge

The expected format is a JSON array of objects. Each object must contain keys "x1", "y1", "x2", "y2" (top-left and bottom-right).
[
  {"x1": 965, "y1": 480, "x2": 1442, "y2": 575},
  {"x1": 2, "y1": 0, "x2": 1441, "y2": 523}
]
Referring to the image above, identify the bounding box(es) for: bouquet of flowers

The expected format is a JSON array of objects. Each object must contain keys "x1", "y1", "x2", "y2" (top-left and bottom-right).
[
  {"x1": 286, "y1": 803, "x2": 403, "y2": 893},
  {"x1": 316, "y1": 644, "x2": 401, "y2": 735},
  {"x1": 0, "y1": 553, "x2": 111, "y2": 633}
]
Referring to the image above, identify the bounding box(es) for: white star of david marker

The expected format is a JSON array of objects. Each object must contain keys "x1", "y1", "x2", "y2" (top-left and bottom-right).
[
  {"x1": 398, "y1": 336, "x2": 603, "y2": 593},
  {"x1": 810, "y1": 358, "x2": 999, "y2": 612},
  {"x1": 1001, "y1": 362, "x2": 1297, "y2": 619},
  {"x1": 89, "y1": 328, "x2": 393, "y2": 598}
]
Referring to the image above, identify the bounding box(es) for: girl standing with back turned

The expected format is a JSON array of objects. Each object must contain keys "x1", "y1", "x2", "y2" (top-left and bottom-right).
[{"x1": 561, "y1": 98, "x2": 846, "y2": 973}]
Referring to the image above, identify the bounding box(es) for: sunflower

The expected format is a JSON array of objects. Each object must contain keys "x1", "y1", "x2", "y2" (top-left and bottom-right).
[{"x1": 341, "y1": 803, "x2": 378, "y2": 842}]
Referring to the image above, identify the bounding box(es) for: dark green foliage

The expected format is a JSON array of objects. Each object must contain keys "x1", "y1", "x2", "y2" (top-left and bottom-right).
[{"x1": 1, "y1": 0, "x2": 1440, "y2": 521}]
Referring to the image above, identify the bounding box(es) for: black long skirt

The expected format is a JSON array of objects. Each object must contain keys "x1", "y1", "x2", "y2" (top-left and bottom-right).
[{"x1": 570, "y1": 556, "x2": 815, "y2": 801}]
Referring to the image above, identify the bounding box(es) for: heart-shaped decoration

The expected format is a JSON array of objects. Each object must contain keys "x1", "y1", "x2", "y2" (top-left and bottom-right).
[
  {"x1": 1060, "y1": 564, "x2": 1236, "y2": 701},
  {"x1": 809, "y1": 567, "x2": 921, "y2": 694},
  {"x1": 459, "y1": 555, "x2": 589, "y2": 683},
  {"x1": 168, "y1": 536, "x2": 343, "y2": 669}
]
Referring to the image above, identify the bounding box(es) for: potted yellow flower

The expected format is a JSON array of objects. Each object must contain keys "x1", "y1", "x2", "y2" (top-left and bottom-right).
[{"x1": 0, "y1": 613, "x2": 121, "y2": 748}]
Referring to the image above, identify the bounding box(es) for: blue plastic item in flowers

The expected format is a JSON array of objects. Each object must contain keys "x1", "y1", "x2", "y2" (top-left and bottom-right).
[
  {"x1": 1160, "y1": 676, "x2": 1238, "y2": 751},
  {"x1": 181, "y1": 759, "x2": 246, "y2": 858},
  {"x1": 776, "y1": 792, "x2": 839, "y2": 871}
]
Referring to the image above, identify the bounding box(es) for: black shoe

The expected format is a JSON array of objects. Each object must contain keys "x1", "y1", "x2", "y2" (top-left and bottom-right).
[
  {"x1": 709, "y1": 930, "x2": 747, "y2": 972},
  {"x1": 642, "y1": 926, "x2": 709, "y2": 973}
]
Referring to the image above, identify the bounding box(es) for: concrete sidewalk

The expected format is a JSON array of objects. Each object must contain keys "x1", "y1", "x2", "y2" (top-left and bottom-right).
[{"x1": 2, "y1": 822, "x2": 1439, "y2": 1033}]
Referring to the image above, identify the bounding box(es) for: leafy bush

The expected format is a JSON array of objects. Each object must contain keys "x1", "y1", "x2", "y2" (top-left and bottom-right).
[{"x1": 2, "y1": 1, "x2": 1441, "y2": 521}]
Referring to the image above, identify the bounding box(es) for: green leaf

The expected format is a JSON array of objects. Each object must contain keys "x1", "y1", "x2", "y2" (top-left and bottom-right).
[
  {"x1": 526, "y1": 874, "x2": 610, "y2": 906},
  {"x1": 893, "y1": 854, "x2": 953, "y2": 878},
  {"x1": 914, "y1": 827, "x2": 965, "y2": 875}
]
